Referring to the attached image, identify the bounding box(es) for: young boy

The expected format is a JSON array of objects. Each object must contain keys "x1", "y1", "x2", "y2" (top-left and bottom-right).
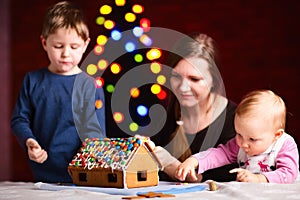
[
  {"x1": 175, "y1": 90, "x2": 299, "y2": 183},
  {"x1": 11, "y1": 1, "x2": 106, "y2": 183}
]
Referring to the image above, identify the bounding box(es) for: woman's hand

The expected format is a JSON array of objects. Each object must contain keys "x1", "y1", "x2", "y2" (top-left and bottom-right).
[
  {"x1": 26, "y1": 138, "x2": 48, "y2": 163},
  {"x1": 175, "y1": 157, "x2": 199, "y2": 181},
  {"x1": 153, "y1": 146, "x2": 178, "y2": 168}
]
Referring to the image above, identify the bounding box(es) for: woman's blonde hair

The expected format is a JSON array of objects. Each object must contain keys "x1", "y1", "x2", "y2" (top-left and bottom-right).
[
  {"x1": 41, "y1": 1, "x2": 89, "y2": 41},
  {"x1": 236, "y1": 89, "x2": 286, "y2": 131}
]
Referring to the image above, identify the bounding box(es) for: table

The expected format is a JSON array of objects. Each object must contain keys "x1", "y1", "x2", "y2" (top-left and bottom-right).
[{"x1": 1, "y1": 176, "x2": 300, "y2": 200}]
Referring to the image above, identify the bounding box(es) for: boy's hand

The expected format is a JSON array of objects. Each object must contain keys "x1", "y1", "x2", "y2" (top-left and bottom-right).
[
  {"x1": 230, "y1": 168, "x2": 268, "y2": 182},
  {"x1": 175, "y1": 157, "x2": 198, "y2": 181},
  {"x1": 26, "y1": 138, "x2": 48, "y2": 163}
]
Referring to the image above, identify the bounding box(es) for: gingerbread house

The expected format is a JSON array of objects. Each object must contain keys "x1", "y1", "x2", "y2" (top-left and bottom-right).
[{"x1": 68, "y1": 137, "x2": 162, "y2": 188}]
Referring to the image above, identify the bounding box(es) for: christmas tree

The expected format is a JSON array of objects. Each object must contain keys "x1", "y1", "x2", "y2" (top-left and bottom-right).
[{"x1": 81, "y1": 0, "x2": 170, "y2": 139}]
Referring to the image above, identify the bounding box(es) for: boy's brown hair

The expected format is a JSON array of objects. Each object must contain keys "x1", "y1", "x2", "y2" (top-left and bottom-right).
[{"x1": 41, "y1": 1, "x2": 89, "y2": 41}]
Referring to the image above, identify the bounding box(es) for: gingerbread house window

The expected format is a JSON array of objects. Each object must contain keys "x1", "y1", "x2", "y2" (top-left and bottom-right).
[
  {"x1": 108, "y1": 173, "x2": 118, "y2": 182},
  {"x1": 137, "y1": 171, "x2": 147, "y2": 181},
  {"x1": 79, "y1": 173, "x2": 87, "y2": 182}
]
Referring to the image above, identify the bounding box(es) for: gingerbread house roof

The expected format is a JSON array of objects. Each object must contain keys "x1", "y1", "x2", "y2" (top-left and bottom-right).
[{"x1": 69, "y1": 137, "x2": 161, "y2": 171}]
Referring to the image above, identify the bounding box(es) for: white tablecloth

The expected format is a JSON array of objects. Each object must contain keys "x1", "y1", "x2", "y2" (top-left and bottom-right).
[{"x1": 1, "y1": 176, "x2": 300, "y2": 200}]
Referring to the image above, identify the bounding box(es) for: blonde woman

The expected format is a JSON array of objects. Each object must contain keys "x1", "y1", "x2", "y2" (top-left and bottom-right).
[{"x1": 153, "y1": 33, "x2": 238, "y2": 182}]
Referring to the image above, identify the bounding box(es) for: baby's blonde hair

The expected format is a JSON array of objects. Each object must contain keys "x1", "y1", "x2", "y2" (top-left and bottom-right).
[{"x1": 236, "y1": 90, "x2": 286, "y2": 131}]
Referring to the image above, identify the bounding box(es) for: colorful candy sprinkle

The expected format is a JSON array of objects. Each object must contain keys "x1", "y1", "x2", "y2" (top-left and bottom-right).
[{"x1": 69, "y1": 136, "x2": 150, "y2": 171}]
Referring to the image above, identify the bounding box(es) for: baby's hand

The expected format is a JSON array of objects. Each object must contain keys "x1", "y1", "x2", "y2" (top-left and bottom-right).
[
  {"x1": 26, "y1": 138, "x2": 48, "y2": 163},
  {"x1": 175, "y1": 157, "x2": 198, "y2": 181},
  {"x1": 230, "y1": 168, "x2": 267, "y2": 182}
]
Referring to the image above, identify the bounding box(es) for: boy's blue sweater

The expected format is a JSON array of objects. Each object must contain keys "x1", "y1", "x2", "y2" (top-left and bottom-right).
[{"x1": 11, "y1": 68, "x2": 106, "y2": 183}]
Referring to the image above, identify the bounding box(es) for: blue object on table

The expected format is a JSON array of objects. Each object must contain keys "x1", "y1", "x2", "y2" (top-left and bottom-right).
[{"x1": 137, "y1": 185, "x2": 207, "y2": 195}]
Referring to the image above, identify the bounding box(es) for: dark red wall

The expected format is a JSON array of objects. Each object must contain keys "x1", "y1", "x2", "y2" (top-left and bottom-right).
[
  {"x1": 0, "y1": 0, "x2": 11, "y2": 181},
  {"x1": 7, "y1": 0, "x2": 300, "y2": 181}
]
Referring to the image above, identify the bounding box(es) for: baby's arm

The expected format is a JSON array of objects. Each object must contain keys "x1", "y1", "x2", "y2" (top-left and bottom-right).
[
  {"x1": 175, "y1": 157, "x2": 199, "y2": 181},
  {"x1": 26, "y1": 138, "x2": 48, "y2": 163},
  {"x1": 263, "y1": 137, "x2": 299, "y2": 183},
  {"x1": 230, "y1": 168, "x2": 268, "y2": 182}
]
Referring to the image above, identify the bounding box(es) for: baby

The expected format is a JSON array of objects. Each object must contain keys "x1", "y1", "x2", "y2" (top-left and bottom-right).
[{"x1": 175, "y1": 89, "x2": 299, "y2": 183}]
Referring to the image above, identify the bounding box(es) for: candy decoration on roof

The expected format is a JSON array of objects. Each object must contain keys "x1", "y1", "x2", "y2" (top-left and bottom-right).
[
  {"x1": 69, "y1": 137, "x2": 142, "y2": 170},
  {"x1": 69, "y1": 135, "x2": 156, "y2": 170}
]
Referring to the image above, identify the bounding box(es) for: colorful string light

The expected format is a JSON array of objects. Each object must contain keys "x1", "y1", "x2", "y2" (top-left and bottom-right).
[
  {"x1": 95, "y1": 77, "x2": 104, "y2": 88},
  {"x1": 157, "y1": 75, "x2": 166, "y2": 85},
  {"x1": 134, "y1": 54, "x2": 143, "y2": 63},
  {"x1": 96, "y1": 16, "x2": 105, "y2": 25},
  {"x1": 150, "y1": 62, "x2": 161, "y2": 74},
  {"x1": 106, "y1": 84, "x2": 115, "y2": 93},
  {"x1": 111, "y1": 30, "x2": 122, "y2": 41},
  {"x1": 132, "y1": 4, "x2": 144, "y2": 14},
  {"x1": 125, "y1": 42, "x2": 136, "y2": 52},
  {"x1": 125, "y1": 12, "x2": 136, "y2": 22},
  {"x1": 133, "y1": 26, "x2": 143, "y2": 37},
  {"x1": 151, "y1": 84, "x2": 161, "y2": 95},
  {"x1": 94, "y1": 45, "x2": 104, "y2": 55},
  {"x1": 129, "y1": 122, "x2": 138, "y2": 132},
  {"x1": 99, "y1": 5, "x2": 112, "y2": 15},
  {"x1": 139, "y1": 34, "x2": 152, "y2": 46},
  {"x1": 87, "y1": 64, "x2": 97, "y2": 75},
  {"x1": 130, "y1": 87, "x2": 140, "y2": 98},
  {"x1": 146, "y1": 48, "x2": 162, "y2": 60},
  {"x1": 157, "y1": 90, "x2": 167, "y2": 100},
  {"x1": 113, "y1": 112, "x2": 124, "y2": 123},
  {"x1": 115, "y1": 0, "x2": 126, "y2": 6},
  {"x1": 97, "y1": 59, "x2": 108, "y2": 70},
  {"x1": 140, "y1": 18, "x2": 150, "y2": 32},
  {"x1": 86, "y1": 0, "x2": 170, "y2": 134},
  {"x1": 137, "y1": 105, "x2": 148, "y2": 117},
  {"x1": 97, "y1": 35, "x2": 108, "y2": 46},
  {"x1": 95, "y1": 100, "x2": 103, "y2": 109},
  {"x1": 104, "y1": 20, "x2": 115, "y2": 30},
  {"x1": 110, "y1": 63, "x2": 121, "y2": 74}
]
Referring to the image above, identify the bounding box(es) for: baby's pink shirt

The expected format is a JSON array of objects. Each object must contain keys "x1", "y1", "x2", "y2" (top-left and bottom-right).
[{"x1": 193, "y1": 133, "x2": 299, "y2": 183}]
